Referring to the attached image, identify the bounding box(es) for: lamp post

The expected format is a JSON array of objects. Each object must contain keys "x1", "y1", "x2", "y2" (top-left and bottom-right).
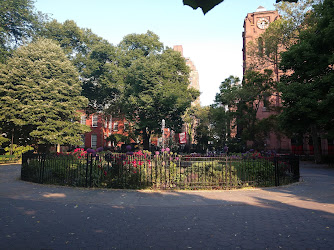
[{"x1": 162, "y1": 119, "x2": 165, "y2": 149}]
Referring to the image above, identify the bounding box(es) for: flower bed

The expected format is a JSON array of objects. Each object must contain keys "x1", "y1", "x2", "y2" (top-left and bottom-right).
[{"x1": 21, "y1": 149, "x2": 299, "y2": 189}]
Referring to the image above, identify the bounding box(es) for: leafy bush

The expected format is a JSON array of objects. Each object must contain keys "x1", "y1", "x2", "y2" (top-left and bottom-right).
[{"x1": 5, "y1": 144, "x2": 33, "y2": 158}]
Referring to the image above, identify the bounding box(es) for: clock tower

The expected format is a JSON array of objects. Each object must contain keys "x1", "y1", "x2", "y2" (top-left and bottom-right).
[
  {"x1": 241, "y1": 7, "x2": 292, "y2": 151},
  {"x1": 242, "y1": 6, "x2": 279, "y2": 74}
]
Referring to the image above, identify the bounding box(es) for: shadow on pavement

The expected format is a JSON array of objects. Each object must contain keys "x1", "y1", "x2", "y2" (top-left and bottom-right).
[{"x1": 0, "y1": 163, "x2": 334, "y2": 249}]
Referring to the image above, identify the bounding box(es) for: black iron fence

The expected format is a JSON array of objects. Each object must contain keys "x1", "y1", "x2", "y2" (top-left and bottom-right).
[{"x1": 21, "y1": 152, "x2": 299, "y2": 190}]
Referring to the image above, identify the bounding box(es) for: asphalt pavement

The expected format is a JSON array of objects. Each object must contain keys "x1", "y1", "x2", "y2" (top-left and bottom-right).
[{"x1": 0, "y1": 162, "x2": 333, "y2": 249}]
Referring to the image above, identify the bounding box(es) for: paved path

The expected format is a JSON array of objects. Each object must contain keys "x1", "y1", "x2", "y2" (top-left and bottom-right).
[{"x1": 0, "y1": 162, "x2": 333, "y2": 249}]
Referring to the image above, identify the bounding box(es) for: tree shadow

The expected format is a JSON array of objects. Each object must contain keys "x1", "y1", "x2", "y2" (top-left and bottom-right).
[{"x1": 1, "y1": 163, "x2": 334, "y2": 249}]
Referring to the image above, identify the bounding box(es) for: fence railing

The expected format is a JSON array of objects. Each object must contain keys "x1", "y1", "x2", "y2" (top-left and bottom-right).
[{"x1": 21, "y1": 152, "x2": 299, "y2": 190}]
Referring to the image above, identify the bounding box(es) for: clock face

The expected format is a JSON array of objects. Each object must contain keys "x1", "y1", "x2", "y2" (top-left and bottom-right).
[{"x1": 257, "y1": 17, "x2": 269, "y2": 29}]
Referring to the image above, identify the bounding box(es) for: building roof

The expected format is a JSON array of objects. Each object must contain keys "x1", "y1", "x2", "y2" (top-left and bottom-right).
[{"x1": 256, "y1": 6, "x2": 267, "y2": 12}]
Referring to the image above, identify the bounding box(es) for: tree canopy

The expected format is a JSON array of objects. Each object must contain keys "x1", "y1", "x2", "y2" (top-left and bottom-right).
[
  {"x1": 119, "y1": 31, "x2": 199, "y2": 149},
  {"x1": 0, "y1": 0, "x2": 44, "y2": 62},
  {"x1": 40, "y1": 19, "x2": 123, "y2": 113},
  {"x1": 0, "y1": 38, "x2": 89, "y2": 151},
  {"x1": 213, "y1": 71, "x2": 277, "y2": 150},
  {"x1": 279, "y1": 0, "x2": 334, "y2": 161}
]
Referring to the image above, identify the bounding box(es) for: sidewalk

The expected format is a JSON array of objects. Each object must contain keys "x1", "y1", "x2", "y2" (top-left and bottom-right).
[{"x1": 0, "y1": 162, "x2": 333, "y2": 249}]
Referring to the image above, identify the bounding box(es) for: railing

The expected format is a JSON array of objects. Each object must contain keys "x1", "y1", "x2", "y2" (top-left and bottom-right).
[{"x1": 21, "y1": 152, "x2": 299, "y2": 190}]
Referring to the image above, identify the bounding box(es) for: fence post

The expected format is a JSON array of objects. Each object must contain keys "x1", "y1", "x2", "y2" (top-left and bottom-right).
[
  {"x1": 85, "y1": 154, "x2": 89, "y2": 187},
  {"x1": 39, "y1": 154, "x2": 46, "y2": 184},
  {"x1": 274, "y1": 157, "x2": 279, "y2": 186},
  {"x1": 89, "y1": 154, "x2": 93, "y2": 188}
]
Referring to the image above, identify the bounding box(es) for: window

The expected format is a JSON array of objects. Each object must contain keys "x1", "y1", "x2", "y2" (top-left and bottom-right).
[
  {"x1": 91, "y1": 134, "x2": 97, "y2": 148},
  {"x1": 113, "y1": 122, "x2": 118, "y2": 131},
  {"x1": 81, "y1": 115, "x2": 86, "y2": 125},
  {"x1": 92, "y1": 115, "x2": 98, "y2": 127}
]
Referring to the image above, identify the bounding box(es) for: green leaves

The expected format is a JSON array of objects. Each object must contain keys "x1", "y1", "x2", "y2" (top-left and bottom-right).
[
  {"x1": 212, "y1": 71, "x2": 276, "y2": 149},
  {"x1": 118, "y1": 32, "x2": 198, "y2": 149},
  {"x1": 0, "y1": 0, "x2": 43, "y2": 62},
  {"x1": 0, "y1": 38, "x2": 89, "y2": 148},
  {"x1": 279, "y1": 0, "x2": 334, "y2": 140}
]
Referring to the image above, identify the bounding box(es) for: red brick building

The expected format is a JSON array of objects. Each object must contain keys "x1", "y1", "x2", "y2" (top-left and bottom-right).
[
  {"x1": 242, "y1": 6, "x2": 291, "y2": 151},
  {"x1": 242, "y1": 6, "x2": 333, "y2": 155},
  {"x1": 79, "y1": 112, "x2": 134, "y2": 149}
]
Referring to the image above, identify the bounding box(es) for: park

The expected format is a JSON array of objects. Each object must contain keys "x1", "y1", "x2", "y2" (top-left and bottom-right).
[{"x1": 1, "y1": 0, "x2": 334, "y2": 249}]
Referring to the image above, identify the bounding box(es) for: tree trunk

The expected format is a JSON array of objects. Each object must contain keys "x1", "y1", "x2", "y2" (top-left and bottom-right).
[{"x1": 311, "y1": 124, "x2": 321, "y2": 163}]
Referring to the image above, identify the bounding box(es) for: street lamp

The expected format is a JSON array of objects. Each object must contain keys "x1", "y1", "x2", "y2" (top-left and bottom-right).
[{"x1": 162, "y1": 119, "x2": 165, "y2": 149}]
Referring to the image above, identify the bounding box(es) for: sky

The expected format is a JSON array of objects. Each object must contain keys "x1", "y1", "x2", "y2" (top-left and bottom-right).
[{"x1": 34, "y1": 0, "x2": 278, "y2": 106}]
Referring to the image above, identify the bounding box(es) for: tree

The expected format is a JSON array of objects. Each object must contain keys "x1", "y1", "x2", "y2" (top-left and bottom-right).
[
  {"x1": 183, "y1": 105, "x2": 202, "y2": 150},
  {"x1": 40, "y1": 20, "x2": 123, "y2": 113},
  {"x1": 193, "y1": 106, "x2": 212, "y2": 152},
  {"x1": 120, "y1": 31, "x2": 199, "y2": 150},
  {"x1": 0, "y1": 0, "x2": 45, "y2": 62},
  {"x1": 40, "y1": 19, "x2": 89, "y2": 58},
  {"x1": 213, "y1": 72, "x2": 277, "y2": 150},
  {"x1": 211, "y1": 76, "x2": 241, "y2": 149},
  {"x1": 183, "y1": 0, "x2": 299, "y2": 15},
  {"x1": 0, "y1": 38, "x2": 90, "y2": 151},
  {"x1": 279, "y1": 0, "x2": 334, "y2": 162}
]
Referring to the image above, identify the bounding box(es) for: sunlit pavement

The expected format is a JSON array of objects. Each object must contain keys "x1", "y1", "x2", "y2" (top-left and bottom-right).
[{"x1": 0, "y1": 162, "x2": 333, "y2": 249}]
